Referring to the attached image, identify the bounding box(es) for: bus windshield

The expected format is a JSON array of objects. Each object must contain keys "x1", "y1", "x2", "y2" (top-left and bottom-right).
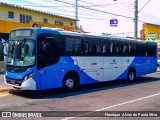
[{"x1": 6, "y1": 39, "x2": 35, "y2": 67}]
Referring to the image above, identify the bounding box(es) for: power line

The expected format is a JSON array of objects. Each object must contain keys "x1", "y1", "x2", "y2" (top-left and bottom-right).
[
  {"x1": 4, "y1": 0, "x2": 158, "y2": 25},
  {"x1": 13, "y1": 0, "x2": 133, "y2": 18},
  {"x1": 78, "y1": 1, "x2": 133, "y2": 18},
  {"x1": 79, "y1": 0, "x2": 132, "y2": 6},
  {"x1": 4, "y1": 0, "x2": 159, "y2": 31},
  {"x1": 6, "y1": 1, "x2": 151, "y2": 24},
  {"x1": 7, "y1": 0, "x2": 134, "y2": 20},
  {"x1": 40, "y1": 0, "x2": 134, "y2": 20},
  {"x1": 138, "y1": 0, "x2": 150, "y2": 13},
  {"x1": 40, "y1": 0, "x2": 133, "y2": 19},
  {"x1": 15, "y1": 2, "x2": 133, "y2": 7},
  {"x1": 78, "y1": 0, "x2": 133, "y2": 18}
]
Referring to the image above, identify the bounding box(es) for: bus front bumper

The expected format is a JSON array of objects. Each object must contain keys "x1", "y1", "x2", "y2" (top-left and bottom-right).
[{"x1": 5, "y1": 77, "x2": 36, "y2": 90}]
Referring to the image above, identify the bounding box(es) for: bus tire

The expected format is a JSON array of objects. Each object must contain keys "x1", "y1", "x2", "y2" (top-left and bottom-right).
[
  {"x1": 127, "y1": 69, "x2": 136, "y2": 82},
  {"x1": 63, "y1": 75, "x2": 76, "y2": 92}
]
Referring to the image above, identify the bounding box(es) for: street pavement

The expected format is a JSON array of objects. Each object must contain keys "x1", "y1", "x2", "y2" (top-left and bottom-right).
[
  {"x1": 0, "y1": 72, "x2": 160, "y2": 120},
  {"x1": 0, "y1": 73, "x2": 4, "y2": 85}
]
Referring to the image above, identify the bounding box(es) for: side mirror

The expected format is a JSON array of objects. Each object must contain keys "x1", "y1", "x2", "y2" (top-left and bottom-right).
[{"x1": 1, "y1": 38, "x2": 9, "y2": 56}]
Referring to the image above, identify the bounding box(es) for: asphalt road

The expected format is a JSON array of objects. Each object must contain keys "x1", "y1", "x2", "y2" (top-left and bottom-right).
[{"x1": 0, "y1": 72, "x2": 160, "y2": 120}]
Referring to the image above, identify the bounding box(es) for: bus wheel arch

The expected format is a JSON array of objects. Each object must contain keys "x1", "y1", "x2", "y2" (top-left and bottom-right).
[
  {"x1": 62, "y1": 70, "x2": 79, "y2": 92},
  {"x1": 127, "y1": 67, "x2": 136, "y2": 82}
]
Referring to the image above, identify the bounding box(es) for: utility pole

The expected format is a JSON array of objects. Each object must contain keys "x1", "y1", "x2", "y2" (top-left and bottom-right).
[
  {"x1": 75, "y1": 0, "x2": 78, "y2": 31},
  {"x1": 134, "y1": 0, "x2": 138, "y2": 39}
]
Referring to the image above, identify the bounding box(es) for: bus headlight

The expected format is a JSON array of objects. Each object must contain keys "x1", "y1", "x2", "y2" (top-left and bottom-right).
[
  {"x1": 24, "y1": 76, "x2": 28, "y2": 81},
  {"x1": 23, "y1": 72, "x2": 34, "y2": 82},
  {"x1": 28, "y1": 72, "x2": 34, "y2": 78}
]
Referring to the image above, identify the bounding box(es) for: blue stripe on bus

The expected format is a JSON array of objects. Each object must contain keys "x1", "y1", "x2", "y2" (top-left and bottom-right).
[
  {"x1": 6, "y1": 68, "x2": 33, "y2": 80},
  {"x1": 39, "y1": 56, "x2": 157, "y2": 90},
  {"x1": 60, "y1": 57, "x2": 99, "y2": 84}
]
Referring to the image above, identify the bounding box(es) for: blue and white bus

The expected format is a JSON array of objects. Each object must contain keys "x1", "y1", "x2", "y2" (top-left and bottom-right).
[{"x1": 4, "y1": 27, "x2": 158, "y2": 91}]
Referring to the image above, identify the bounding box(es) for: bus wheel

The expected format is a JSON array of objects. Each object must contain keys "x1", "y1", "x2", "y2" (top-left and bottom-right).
[
  {"x1": 127, "y1": 69, "x2": 136, "y2": 82},
  {"x1": 63, "y1": 75, "x2": 76, "y2": 92}
]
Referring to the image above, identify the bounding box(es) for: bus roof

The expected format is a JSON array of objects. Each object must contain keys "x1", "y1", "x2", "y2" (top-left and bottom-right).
[{"x1": 10, "y1": 27, "x2": 156, "y2": 43}]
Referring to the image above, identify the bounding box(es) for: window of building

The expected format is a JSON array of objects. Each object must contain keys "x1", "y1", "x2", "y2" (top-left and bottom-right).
[
  {"x1": 29, "y1": 16, "x2": 32, "y2": 21},
  {"x1": 70, "y1": 23, "x2": 73, "y2": 26},
  {"x1": 20, "y1": 14, "x2": 32, "y2": 24},
  {"x1": 43, "y1": 18, "x2": 48, "y2": 23},
  {"x1": 148, "y1": 33, "x2": 155, "y2": 40},
  {"x1": 8, "y1": 11, "x2": 14, "y2": 18},
  {"x1": 26, "y1": 15, "x2": 32, "y2": 23},
  {"x1": 22, "y1": 14, "x2": 25, "y2": 23},
  {"x1": 55, "y1": 21, "x2": 64, "y2": 26}
]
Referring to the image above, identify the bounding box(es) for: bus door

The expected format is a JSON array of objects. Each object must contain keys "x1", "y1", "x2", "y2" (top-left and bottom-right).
[
  {"x1": 103, "y1": 39, "x2": 122, "y2": 81},
  {"x1": 84, "y1": 57, "x2": 103, "y2": 81},
  {"x1": 84, "y1": 40, "x2": 103, "y2": 81},
  {"x1": 37, "y1": 33, "x2": 60, "y2": 90}
]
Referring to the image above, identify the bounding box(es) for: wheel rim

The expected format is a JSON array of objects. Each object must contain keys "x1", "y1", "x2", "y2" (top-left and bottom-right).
[
  {"x1": 129, "y1": 71, "x2": 134, "y2": 81},
  {"x1": 65, "y1": 78, "x2": 74, "y2": 89}
]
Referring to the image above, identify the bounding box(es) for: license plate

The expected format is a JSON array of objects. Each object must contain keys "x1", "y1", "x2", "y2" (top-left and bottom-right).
[{"x1": 10, "y1": 80, "x2": 15, "y2": 84}]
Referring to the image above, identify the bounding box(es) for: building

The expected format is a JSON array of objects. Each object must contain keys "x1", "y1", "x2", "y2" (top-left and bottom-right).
[
  {"x1": 140, "y1": 23, "x2": 160, "y2": 40},
  {"x1": 140, "y1": 23, "x2": 160, "y2": 59},
  {"x1": 0, "y1": 2, "x2": 76, "y2": 72}
]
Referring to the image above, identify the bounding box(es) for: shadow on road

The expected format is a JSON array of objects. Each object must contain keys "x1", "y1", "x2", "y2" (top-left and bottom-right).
[{"x1": 9, "y1": 75, "x2": 160, "y2": 99}]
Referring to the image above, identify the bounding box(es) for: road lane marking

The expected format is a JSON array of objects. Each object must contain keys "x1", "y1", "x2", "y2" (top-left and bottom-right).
[{"x1": 62, "y1": 92, "x2": 160, "y2": 120}]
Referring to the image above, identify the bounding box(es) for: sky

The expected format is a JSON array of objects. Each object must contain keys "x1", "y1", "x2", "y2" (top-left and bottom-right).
[{"x1": 0, "y1": 0, "x2": 160, "y2": 37}]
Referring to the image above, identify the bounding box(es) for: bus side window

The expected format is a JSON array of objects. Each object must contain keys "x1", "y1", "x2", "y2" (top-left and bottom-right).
[
  {"x1": 136, "y1": 43, "x2": 144, "y2": 56},
  {"x1": 39, "y1": 42, "x2": 51, "y2": 58},
  {"x1": 84, "y1": 41, "x2": 90, "y2": 54},
  {"x1": 102, "y1": 42, "x2": 107, "y2": 54},
  {"x1": 65, "y1": 38, "x2": 74, "y2": 55},
  {"x1": 116, "y1": 41, "x2": 122, "y2": 56},
  {"x1": 84, "y1": 39, "x2": 96, "y2": 55},
  {"x1": 75, "y1": 40, "x2": 81, "y2": 55},
  {"x1": 37, "y1": 33, "x2": 60, "y2": 69},
  {"x1": 41, "y1": 42, "x2": 48, "y2": 56},
  {"x1": 123, "y1": 43, "x2": 128, "y2": 55},
  {"x1": 148, "y1": 44, "x2": 156, "y2": 56},
  {"x1": 96, "y1": 41, "x2": 101, "y2": 54},
  {"x1": 65, "y1": 37, "x2": 81, "y2": 56},
  {"x1": 129, "y1": 42, "x2": 136, "y2": 56},
  {"x1": 108, "y1": 42, "x2": 114, "y2": 55}
]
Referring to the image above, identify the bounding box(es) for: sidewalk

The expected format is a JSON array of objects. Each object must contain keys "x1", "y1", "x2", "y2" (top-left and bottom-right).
[
  {"x1": 0, "y1": 74, "x2": 13, "y2": 93},
  {"x1": 0, "y1": 67, "x2": 160, "y2": 93},
  {"x1": 0, "y1": 84, "x2": 13, "y2": 96}
]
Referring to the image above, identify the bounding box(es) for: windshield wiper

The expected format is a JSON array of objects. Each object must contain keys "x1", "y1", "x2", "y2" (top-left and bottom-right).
[{"x1": 21, "y1": 38, "x2": 26, "y2": 48}]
